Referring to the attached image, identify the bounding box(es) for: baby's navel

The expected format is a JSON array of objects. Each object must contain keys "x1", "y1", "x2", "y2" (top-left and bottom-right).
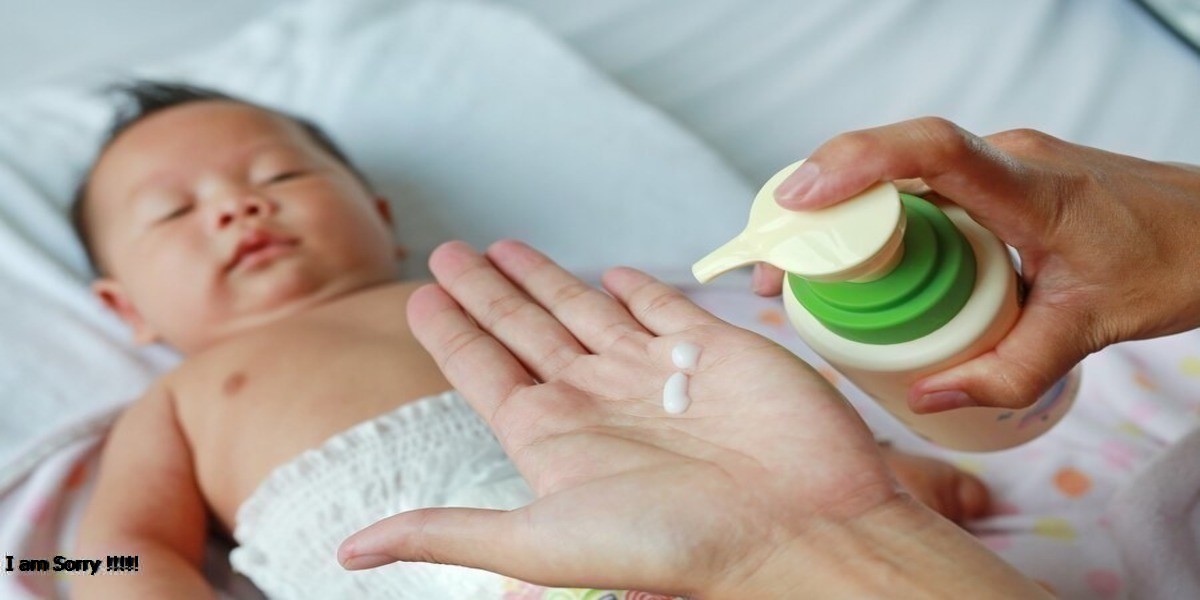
[{"x1": 223, "y1": 371, "x2": 248, "y2": 396}]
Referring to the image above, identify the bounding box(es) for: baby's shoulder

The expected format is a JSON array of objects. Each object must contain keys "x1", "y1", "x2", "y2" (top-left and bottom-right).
[
  {"x1": 115, "y1": 372, "x2": 186, "y2": 434},
  {"x1": 135, "y1": 368, "x2": 183, "y2": 407},
  {"x1": 141, "y1": 354, "x2": 213, "y2": 409}
]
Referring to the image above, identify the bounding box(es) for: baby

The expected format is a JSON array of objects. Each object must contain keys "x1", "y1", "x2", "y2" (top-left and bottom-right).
[{"x1": 72, "y1": 81, "x2": 989, "y2": 598}]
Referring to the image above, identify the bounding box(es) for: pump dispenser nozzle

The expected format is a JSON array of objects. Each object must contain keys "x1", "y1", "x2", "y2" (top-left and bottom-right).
[{"x1": 692, "y1": 160, "x2": 906, "y2": 284}]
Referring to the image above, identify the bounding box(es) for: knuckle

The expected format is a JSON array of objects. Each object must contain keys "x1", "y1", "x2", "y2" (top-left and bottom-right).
[
  {"x1": 1034, "y1": 165, "x2": 1093, "y2": 243},
  {"x1": 440, "y1": 328, "x2": 485, "y2": 367},
  {"x1": 480, "y1": 292, "x2": 527, "y2": 329},
  {"x1": 409, "y1": 512, "x2": 447, "y2": 565},
  {"x1": 641, "y1": 286, "x2": 686, "y2": 316},
  {"x1": 913, "y1": 116, "x2": 961, "y2": 140},
  {"x1": 598, "y1": 321, "x2": 642, "y2": 352},
  {"x1": 827, "y1": 129, "x2": 879, "y2": 160},
  {"x1": 987, "y1": 128, "x2": 1058, "y2": 157},
  {"x1": 997, "y1": 358, "x2": 1056, "y2": 408},
  {"x1": 913, "y1": 116, "x2": 975, "y2": 163},
  {"x1": 549, "y1": 280, "x2": 592, "y2": 308},
  {"x1": 536, "y1": 343, "x2": 577, "y2": 376}
]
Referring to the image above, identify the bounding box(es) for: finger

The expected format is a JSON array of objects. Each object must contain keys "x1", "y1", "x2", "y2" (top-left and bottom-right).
[
  {"x1": 339, "y1": 507, "x2": 666, "y2": 593},
  {"x1": 407, "y1": 283, "x2": 535, "y2": 416},
  {"x1": 339, "y1": 507, "x2": 528, "y2": 574},
  {"x1": 774, "y1": 117, "x2": 1022, "y2": 209},
  {"x1": 772, "y1": 117, "x2": 1054, "y2": 247},
  {"x1": 428, "y1": 241, "x2": 587, "y2": 380},
  {"x1": 893, "y1": 177, "x2": 931, "y2": 196},
  {"x1": 485, "y1": 239, "x2": 653, "y2": 354},
  {"x1": 602, "y1": 267, "x2": 718, "y2": 336},
  {"x1": 751, "y1": 263, "x2": 784, "y2": 297},
  {"x1": 908, "y1": 301, "x2": 1091, "y2": 411}
]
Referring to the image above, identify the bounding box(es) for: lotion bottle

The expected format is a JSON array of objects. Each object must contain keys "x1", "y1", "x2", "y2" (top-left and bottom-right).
[{"x1": 693, "y1": 161, "x2": 1079, "y2": 451}]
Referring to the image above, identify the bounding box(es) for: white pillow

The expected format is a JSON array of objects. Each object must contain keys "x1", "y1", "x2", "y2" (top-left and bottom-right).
[
  {"x1": 497, "y1": 0, "x2": 1200, "y2": 182},
  {"x1": 0, "y1": 0, "x2": 753, "y2": 473}
]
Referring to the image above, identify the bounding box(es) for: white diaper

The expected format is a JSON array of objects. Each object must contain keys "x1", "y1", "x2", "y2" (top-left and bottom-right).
[{"x1": 229, "y1": 390, "x2": 535, "y2": 599}]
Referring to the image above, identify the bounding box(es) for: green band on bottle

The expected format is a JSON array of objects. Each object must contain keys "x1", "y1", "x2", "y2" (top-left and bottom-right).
[{"x1": 787, "y1": 194, "x2": 976, "y2": 344}]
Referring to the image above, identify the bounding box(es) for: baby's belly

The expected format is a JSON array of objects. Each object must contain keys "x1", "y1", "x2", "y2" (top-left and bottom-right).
[{"x1": 179, "y1": 367, "x2": 453, "y2": 532}]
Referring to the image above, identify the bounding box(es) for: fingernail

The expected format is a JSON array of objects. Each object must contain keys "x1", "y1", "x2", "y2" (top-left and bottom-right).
[
  {"x1": 341, "y1": 553, "x2": 397, "y2": 570},
  {"x1": 751, "y1": 264, "x2": 767, "y2": 293},
  {"x1": 957, "y1": 477, "x2": 991, "y2": 519},
  {"x1": 774, "y1": 161, "x2": 821, "y2": 206},
  {"x1": 916, "y1": 390, "x2": 977, "y2": 413}
]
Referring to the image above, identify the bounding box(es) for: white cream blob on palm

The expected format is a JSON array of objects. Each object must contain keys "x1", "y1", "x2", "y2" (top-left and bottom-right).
[
  {"x1": 663, "y1": 342, "x2": 702, "y2": 414},
  {"x1": 662, "y1": 372, "x2": 691, "y2": 415},
  {"x1": 671, "y1": 342, "x2": 701, "y2": 370}
]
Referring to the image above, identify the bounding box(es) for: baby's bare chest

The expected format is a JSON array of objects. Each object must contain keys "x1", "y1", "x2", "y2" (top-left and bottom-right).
[
  {"x1": 167, "y1": 288, "x2": 453, "y2": 525},
  {"x1": 189, "y1": 330, "x2": 426, "y2": 419}
]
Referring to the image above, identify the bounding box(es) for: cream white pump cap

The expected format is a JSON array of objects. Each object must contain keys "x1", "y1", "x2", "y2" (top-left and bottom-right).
[{"x1": 692, "y1": 160, "x2": 906, "y2": 283}]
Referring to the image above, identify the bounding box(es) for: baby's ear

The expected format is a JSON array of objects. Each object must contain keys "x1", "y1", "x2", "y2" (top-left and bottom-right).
[
  {"x1": 373, "y1": 196, "x2": 407, "y2": 267},
  {"x1": 92, "y1": 279, "x2": 161, "y2": 345},
  {"x1": 374, "y1": 196, "x2": 394, "y2": 227}
]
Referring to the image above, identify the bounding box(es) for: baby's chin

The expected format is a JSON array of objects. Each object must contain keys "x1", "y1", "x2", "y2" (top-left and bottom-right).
[
  {"x1": 233, "y1": 276, "x2": 345, "y2": 319},
  {"x1": 233, "y1": 269, "x2": 390, "y2": 320},
  {"x1": 243, "y1": 270, "x2": 329, "y2": 307}
]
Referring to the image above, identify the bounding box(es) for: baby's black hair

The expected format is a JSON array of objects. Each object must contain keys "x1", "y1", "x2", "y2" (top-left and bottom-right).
[{"x1": 70, "y1": 80, "x2": 373, "y2": 276}]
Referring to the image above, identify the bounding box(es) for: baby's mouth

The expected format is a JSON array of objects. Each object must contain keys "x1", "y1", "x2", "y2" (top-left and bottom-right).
[{"x1": 226, "y1": 231, "x2": 299, "y2": 273}]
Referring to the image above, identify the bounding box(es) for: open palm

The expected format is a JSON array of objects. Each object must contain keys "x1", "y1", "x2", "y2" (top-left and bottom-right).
[{"x1": 341, "y1": 240, "x2": 899, "y2": 597}]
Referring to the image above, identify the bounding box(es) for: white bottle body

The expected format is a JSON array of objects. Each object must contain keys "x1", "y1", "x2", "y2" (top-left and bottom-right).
[{"x1": 783, "y1": 206, "x2": 1078, "y2": 451}]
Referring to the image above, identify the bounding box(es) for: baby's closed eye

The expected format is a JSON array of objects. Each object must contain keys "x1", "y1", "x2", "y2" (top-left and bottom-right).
[
  {"x1": 261, "y1": 170, "x2": 308, "y2": 185},
  {"x1": 160, "y1": 203, "x2": 195, "y2": 222}
]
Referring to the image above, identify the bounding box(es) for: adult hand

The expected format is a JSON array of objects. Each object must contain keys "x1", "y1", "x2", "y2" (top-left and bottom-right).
[
  {"x1": 754, "y1": 118, "x2": 1200, "y2": 413},
  {"x1": 339, "y1": 240, "x2": 1046, "y2": 599}
]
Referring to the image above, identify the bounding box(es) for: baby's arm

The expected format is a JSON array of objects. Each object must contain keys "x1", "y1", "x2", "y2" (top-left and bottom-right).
[{"x1": 73, "y1": 382, "x2": 213, "y2": 599}]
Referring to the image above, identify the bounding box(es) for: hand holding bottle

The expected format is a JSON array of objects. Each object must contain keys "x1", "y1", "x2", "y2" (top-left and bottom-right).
[{"x1": 754, "y1": 117, "x2": 1200, "y2": 413}]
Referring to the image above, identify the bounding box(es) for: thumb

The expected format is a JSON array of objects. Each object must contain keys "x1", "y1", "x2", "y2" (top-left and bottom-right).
[
  {"x1": 909, "y1": 302, "x2": 1091, "y2": 412},
  {"x1": 752, "y1": 263, "x2": 785, "y2": 296},
  {"x1": 339, "y1": 506, "x2": 641, "y2": 591},
  {"x1": 772, "y1": 118, "x2": 1058, "y2": 249},
  {"x1": 339, "y1": 507, "x2": 531, "y2": 575}
]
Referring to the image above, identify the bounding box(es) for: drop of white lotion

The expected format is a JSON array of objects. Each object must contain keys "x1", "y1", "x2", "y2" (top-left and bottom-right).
[
  {"x1": 663, "y1": 371, "x2": 691, "y2": 415},
  {"x1": 671, "y1": 342, "x2": 701, "y2": 370}
]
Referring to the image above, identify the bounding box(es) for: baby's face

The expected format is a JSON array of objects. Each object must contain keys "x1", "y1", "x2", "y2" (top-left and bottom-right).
[{"x1": 86, "y1": 101, "x2": 397, "y2": 353}]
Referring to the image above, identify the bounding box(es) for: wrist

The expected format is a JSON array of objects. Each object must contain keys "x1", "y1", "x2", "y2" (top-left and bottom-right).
[
  {"x1": 707, "y1": 496, "x2": 1050, "y2": 599},
  {"x1": 1162, "y1": 162, "x2": 1200, "y2": 332}
]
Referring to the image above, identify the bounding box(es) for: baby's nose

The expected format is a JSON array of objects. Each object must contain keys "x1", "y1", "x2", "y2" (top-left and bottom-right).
[{"x1": 217, "y1": 196, "x2": 271, "y2": 228}]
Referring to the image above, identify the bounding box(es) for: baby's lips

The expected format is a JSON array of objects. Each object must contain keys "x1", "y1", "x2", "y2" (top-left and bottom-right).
[{"x1": 225, "y1": 229, "x2": 296, "y2": 272}]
